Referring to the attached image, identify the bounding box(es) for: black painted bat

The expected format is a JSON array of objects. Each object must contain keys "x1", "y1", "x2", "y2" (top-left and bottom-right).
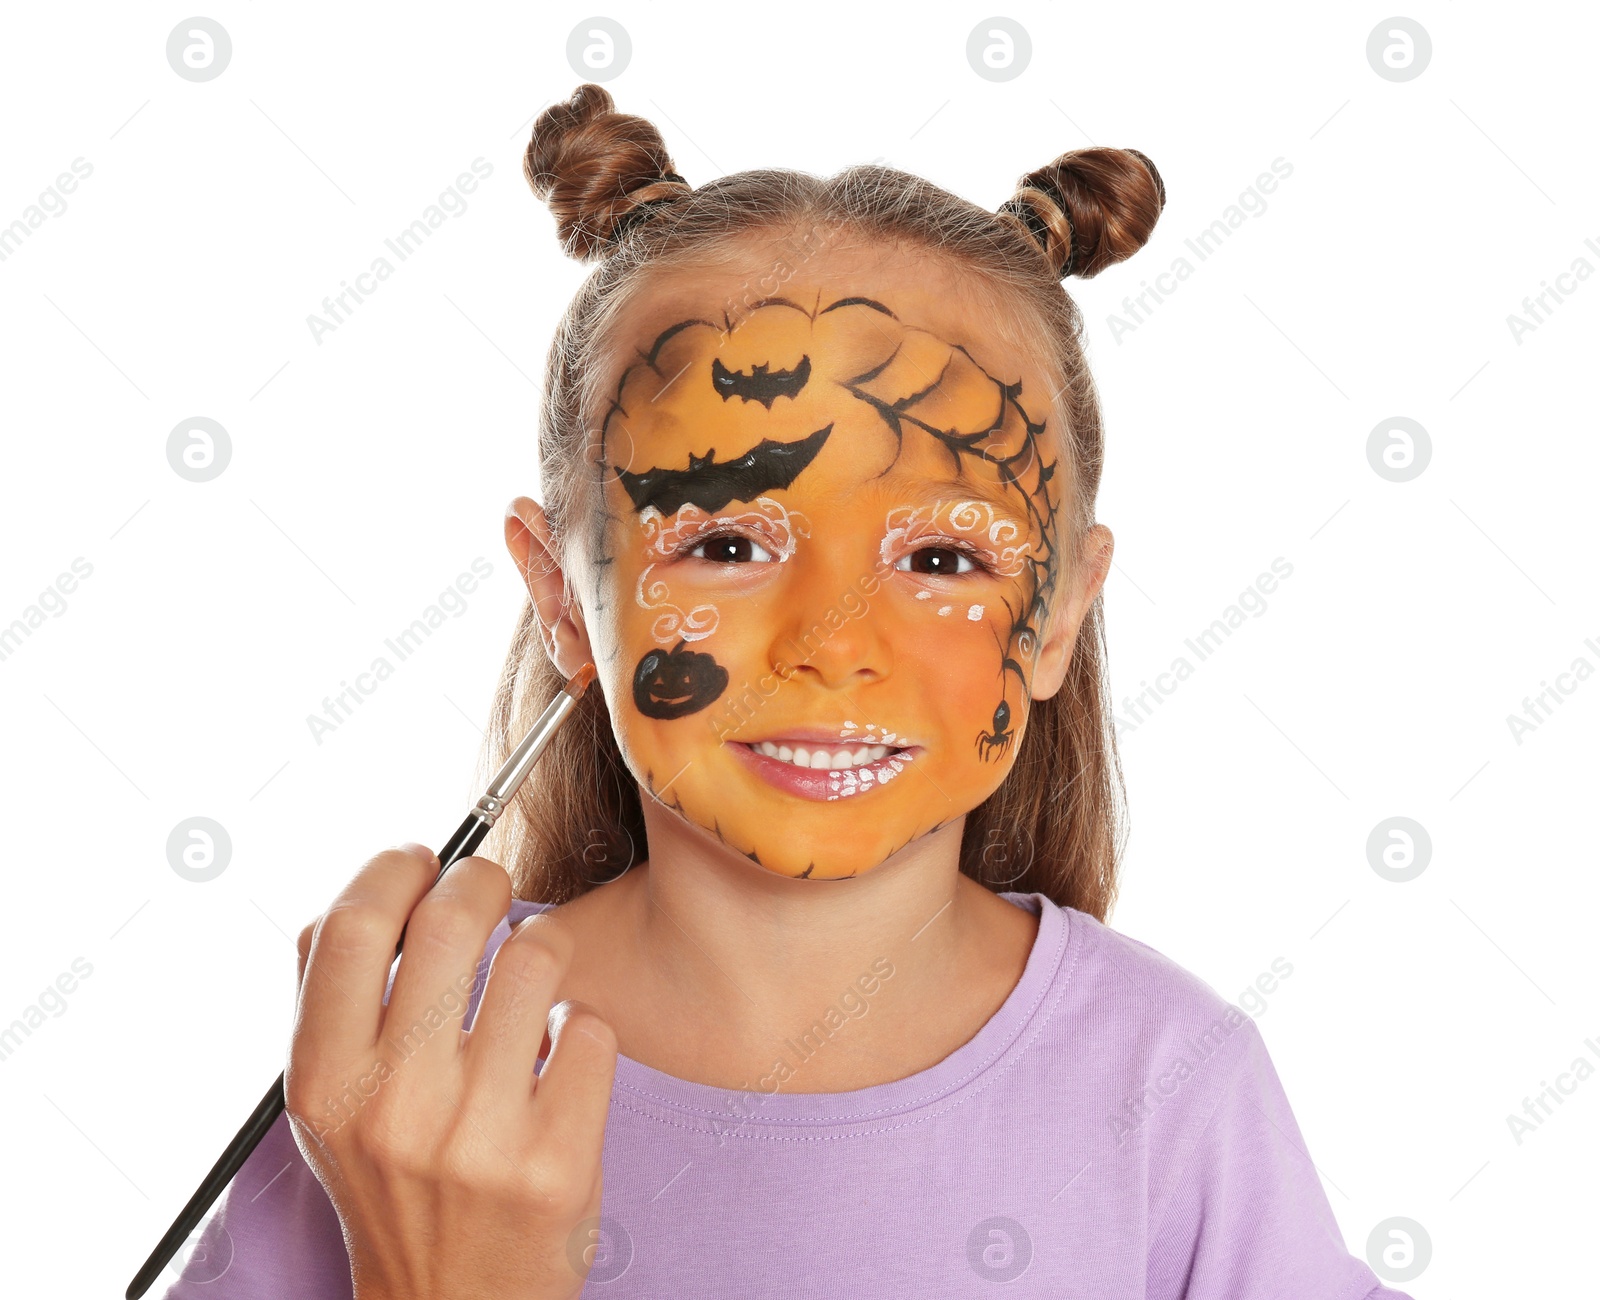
[
  {"x1": 613, "y1": 423, "x2": 833, "y2": 516},
  {"x1": 710, "y1": 354, "x2": 812, "y2": 409}
]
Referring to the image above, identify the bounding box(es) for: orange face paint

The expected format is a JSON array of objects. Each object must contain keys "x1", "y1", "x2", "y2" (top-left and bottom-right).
[{"x1": 583, "y1": 279, "x2": 1063, "y2": 880}]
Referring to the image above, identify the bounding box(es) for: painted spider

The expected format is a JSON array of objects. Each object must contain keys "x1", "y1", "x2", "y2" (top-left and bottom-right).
[{"x1": 975, "y1": 699, "x2": 1014, "y2": 762}]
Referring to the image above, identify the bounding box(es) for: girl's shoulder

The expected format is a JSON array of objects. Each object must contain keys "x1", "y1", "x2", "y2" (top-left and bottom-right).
[{"x1": 1037, "y1": 896, "x2": 1268, "y2": 1070}]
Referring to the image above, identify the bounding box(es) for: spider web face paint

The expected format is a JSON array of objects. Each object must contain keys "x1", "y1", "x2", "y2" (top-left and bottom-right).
[{"x1": 579, "y1": 280, "x2": 1064, "y2": 882}]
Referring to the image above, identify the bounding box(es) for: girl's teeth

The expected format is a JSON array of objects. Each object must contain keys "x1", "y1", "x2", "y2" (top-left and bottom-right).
[{"x1": 752, "y1": 741, "x2": 894, "y2": 769}]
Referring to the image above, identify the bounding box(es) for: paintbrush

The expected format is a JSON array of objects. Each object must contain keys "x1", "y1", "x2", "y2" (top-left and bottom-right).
[{"x1": 126, "y1": 662, "x2": 598, "y2": 1299}]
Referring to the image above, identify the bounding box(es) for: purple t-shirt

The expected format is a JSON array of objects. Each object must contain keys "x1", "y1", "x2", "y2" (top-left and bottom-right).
[{"x1": 162, "y1": 892, "x2": 1413, "y2": 1298}]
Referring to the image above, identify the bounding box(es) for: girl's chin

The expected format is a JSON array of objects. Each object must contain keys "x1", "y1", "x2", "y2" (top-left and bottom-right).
[{"x1": 760, "y1": 858, "x2": 875, "y2": 882}]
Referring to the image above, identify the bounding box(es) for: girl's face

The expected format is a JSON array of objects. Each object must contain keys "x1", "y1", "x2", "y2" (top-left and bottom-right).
[{"x1": 554, "y1": 244, "x2": 1094, "y2": 881}]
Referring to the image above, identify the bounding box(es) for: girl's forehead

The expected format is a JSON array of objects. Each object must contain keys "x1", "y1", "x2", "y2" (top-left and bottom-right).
[
  {"x1": 596, "y1": 275, "x2": 1060, "y2": 507},
  {"x1": 608, "y1": 250, "x2": 1041, "y2": 384}
]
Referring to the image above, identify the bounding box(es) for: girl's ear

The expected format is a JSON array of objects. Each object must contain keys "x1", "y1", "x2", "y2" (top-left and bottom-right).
[
  {"x1": 504, "y1": 496, "x2": 596, "y2": 678},
  {"x1": 1028, "y1": 523, "x2": 1114, "y2": 701}
]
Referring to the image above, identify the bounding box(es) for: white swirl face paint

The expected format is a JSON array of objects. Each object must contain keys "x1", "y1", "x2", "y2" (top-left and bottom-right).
[
  {"x1": 635, "y1": 497, "x2": 811, "y2": 643},
  {"x1": 881, "y1": 499, "x2": 1033, "y2": 580}
]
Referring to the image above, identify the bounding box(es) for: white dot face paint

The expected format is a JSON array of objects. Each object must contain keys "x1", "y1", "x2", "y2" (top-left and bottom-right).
[
  {"x1": 967, "y1": 604, "x2": 984, "y2": 621},
  {"x1": 821, "y1": 748, "x2": 916, "y2": 800}
]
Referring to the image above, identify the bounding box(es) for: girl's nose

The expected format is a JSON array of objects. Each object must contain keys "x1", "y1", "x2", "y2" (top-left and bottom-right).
[{"x1": 767, "y1": 545, "x2": 893, "y2": 689}]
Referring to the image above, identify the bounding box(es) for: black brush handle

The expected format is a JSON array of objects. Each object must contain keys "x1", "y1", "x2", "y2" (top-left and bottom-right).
[{"x1": 126, "y1": 815, "x2": 491, "y2": 1299}]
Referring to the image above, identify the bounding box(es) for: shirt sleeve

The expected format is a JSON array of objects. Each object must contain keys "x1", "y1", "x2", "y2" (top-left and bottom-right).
[
  {"x1": 159, "y1": 912, "x2": 518, "y2": 1299},
  {"x1": 1144, "y1": 1017, "x2": 1417, "y2": 1300},
  {"x1": 157, "y1": 1107, "x2": 353, "y2": 1300}
]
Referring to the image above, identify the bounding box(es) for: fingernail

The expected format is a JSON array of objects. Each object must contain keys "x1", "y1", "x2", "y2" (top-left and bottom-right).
[{"x1": 400, "y1": 841, "x2": 438, "y2": 863}]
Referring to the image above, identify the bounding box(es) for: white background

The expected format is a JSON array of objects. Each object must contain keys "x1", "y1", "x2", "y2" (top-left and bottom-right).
[{"x1": 1, "y1": 3, "x2": 1594, "y2": 1296}]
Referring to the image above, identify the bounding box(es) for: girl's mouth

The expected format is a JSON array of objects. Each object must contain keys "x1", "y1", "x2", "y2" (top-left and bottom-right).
[{"x1": 727, "y1": 740, "x2": 920, "y2": 802}]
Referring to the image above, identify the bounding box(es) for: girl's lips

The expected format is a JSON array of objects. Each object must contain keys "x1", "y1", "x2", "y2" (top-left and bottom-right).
[
  {"x1": 726, "y1": 740, "x2": 921, "y2": 803},
  {"x1": 740, "y1": 728, "x2": 916, "y2": 747}
]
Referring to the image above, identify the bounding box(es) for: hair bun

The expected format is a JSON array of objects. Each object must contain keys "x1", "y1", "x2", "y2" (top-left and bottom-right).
[
  {"x1": 998, "y1": 147, "x2": 1165, "y2": 280},
  {"x1": 524, "y1": 83, "x2": 692, "y2": 262}
]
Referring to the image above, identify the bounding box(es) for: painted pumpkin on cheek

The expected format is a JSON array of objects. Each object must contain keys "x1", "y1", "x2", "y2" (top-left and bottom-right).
[{"x1": 582, "y1": 286, "x2": 1063, "y2": 881}]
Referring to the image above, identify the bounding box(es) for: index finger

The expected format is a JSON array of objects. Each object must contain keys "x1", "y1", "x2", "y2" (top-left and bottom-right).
[{"x1": 297, "y1": 844, "x2": 442, "y2": 1054}]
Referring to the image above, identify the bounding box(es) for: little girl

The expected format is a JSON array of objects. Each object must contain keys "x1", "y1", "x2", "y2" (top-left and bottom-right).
[{"x1": 163, "y1": 84, "x2": 1414, "y2": 1299}]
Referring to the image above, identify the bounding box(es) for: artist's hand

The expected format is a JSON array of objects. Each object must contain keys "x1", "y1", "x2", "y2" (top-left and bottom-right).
[{"x1": 286, "y1": 843, "x2": 616, "y2": 1300}]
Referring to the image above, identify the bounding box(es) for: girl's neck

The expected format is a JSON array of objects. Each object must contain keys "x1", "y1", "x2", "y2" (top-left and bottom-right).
[{"x1": 549, "y1": 817, "x2": 1039, "y2": 1093}]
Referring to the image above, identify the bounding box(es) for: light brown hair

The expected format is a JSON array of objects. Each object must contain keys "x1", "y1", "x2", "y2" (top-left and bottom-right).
[{"x1": 475, "y1": 83, "x2": 1165, "y2": 922}]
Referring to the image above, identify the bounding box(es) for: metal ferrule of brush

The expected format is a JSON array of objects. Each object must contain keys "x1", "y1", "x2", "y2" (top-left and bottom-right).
[{"x1": 468, "y1": 793, "x2": 508, "y2": 829}]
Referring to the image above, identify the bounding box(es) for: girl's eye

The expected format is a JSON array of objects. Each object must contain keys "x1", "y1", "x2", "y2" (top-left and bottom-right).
[
  {"x1": 895, "y1": 543, "x2": 993, "y2": 578},
  {"x1": 681, "y1": 531, "x2": 777, "y2": 564}
]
